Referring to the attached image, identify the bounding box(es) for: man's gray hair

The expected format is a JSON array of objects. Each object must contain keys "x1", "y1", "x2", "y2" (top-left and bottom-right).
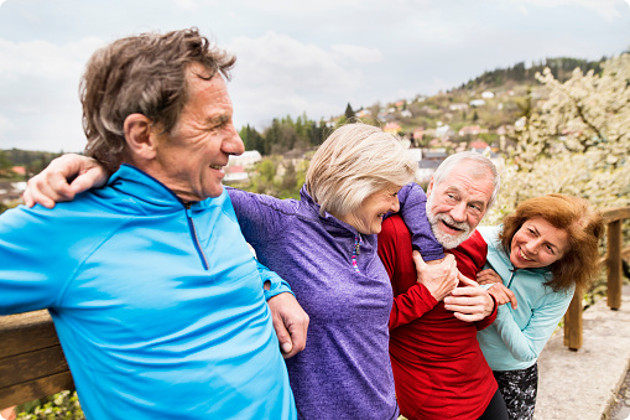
[{"x1": 432, "y1": 151, "x2": 500, "y2": 207}]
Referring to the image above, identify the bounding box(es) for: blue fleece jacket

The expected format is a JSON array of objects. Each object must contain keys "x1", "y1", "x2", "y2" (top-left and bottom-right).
[
  {"x1": 476, "y1": 226, "x2": 574, "y2": 371},
  {"x1": 0, "y1": 164, "x2": 295, "y2": 419}
]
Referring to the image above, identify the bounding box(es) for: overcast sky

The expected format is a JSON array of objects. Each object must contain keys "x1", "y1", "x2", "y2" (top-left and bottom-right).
[{"x1": 0, "y1": 0, "x2": 628, "y2": 152}]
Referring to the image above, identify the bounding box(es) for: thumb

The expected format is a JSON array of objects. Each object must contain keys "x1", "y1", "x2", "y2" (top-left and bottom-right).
[
  {"x1": 458, "y1": 271, "x2": 479, "y2": 287},
  {"x1": 412, "y1": 250, "x2": 427, "y2": 269},
  {"x1": 272, "y1": 316, "x2": 293, "y2": 355}
]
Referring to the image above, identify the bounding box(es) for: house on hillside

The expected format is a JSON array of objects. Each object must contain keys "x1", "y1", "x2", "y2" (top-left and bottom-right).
[
  {"x1": 434, "y1": 124, "x2": 454, "y2": 139},
  {"x1": 469, "y1": 99, "x2": 486, "y2": 107},
  {"x1": 11, "y1": 166, "x2": 26, "y2": 176},
  {"x1": 383, "y1": 122, "x2": 402, "y2": 134},
  {"x1": 400, "y1": 109, "x2": 412, "y2": 118},
  {"x1": 413, "y1": 128, "x2": 425, "y2": 142},
  {"x1": 228, "y1": 150, "x2": 261, "y2": 168},
  {"x1": 458, "y1": 125, "x2": 482, "y2": 137},
  {"x1": 481, "y1": 91, "x2": 495, "y2": 99},
  {"x1": 449, "y1": 103, "x2": 468, "y2": 111},
  {"x1": 223, "y1": 165, "x2": 248, "y2": 183},
  {"x1": 470, "y1": 140, "x2": 490, "y2": 154},
  {"x1": 356, "y1": 109, "x2": 371, "y2": 119}
]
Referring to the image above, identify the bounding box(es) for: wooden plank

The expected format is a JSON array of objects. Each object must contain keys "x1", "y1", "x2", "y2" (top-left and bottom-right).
[
  {"x1": 601, "y1": 206, "x2": 630, "y2": 223},
  {"x1": 0, "y1": 311, "x2": 59, "y2": 358},
  {"x1": 0, "y1": 371, "x2": 74, "y2": 408},
  {"x1": 0, "y1": 346, "x2": 69, "y2": 388},
  {"x1": 563, "y1": 286, "x2": 583, "y2": 350},
  {"x1": 607, "y1": 220, "x2": 623, "y2": 310}
]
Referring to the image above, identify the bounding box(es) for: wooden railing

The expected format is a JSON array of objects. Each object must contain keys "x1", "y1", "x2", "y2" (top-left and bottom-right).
[
  {"x1": 0, "y1": 311, "x2": 72, "y2": 408},
  {"x1": 564, "y1": 206, "x2": 630, "y2": 350},
  {"x1": 0, "y1": 207, "x2": 628, "y2": 408}
]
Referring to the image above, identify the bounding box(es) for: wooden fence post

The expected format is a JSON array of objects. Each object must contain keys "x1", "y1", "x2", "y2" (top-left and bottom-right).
[
  {"x1": 563, "y1": 285, "x2": 583, "y2": 351},
  {"x1": 607, "y1": 220, "x2": 622, "y2": 310}
]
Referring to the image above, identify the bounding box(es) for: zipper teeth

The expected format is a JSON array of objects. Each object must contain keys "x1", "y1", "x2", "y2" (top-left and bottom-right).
[{"x1": 185, "y1": 209, "x2": 209, "y2": 270}]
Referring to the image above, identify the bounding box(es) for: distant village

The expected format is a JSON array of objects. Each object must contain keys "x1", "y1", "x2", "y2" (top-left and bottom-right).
[{"x1": 224, "y1": 85, "x2": 524, "y2": 188}]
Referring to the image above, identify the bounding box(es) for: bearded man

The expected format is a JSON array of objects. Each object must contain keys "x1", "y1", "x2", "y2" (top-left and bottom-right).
[{"x1": 378, "y1": 152, "x2": 509, "y2": 420}]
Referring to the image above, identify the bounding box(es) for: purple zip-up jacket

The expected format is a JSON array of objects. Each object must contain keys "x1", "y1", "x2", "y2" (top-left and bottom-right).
[{"x1": 226, "y1": 184, "x2": 442, "y2": 419}]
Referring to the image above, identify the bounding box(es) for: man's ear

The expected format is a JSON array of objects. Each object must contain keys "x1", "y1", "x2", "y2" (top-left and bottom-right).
[
  {"x1": 426, "y1": 177, "x2": 434, "y2": 197},
  {"x1": 123, "y1": 114, "x2": 157, "y2": 160}
]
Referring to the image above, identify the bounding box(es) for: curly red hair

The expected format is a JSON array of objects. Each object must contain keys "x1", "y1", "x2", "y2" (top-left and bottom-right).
[{"x1": 500, "y1": 194, "x2": 603, "y2": 291}]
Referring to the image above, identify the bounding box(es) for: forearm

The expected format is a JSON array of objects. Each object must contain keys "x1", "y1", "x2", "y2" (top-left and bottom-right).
[
  {"x1": 396, "y1": 183, "x2": 444, "y2": 261},
  {"x1": 389, "y1": 283, "x2": 438, "y2": 329}
]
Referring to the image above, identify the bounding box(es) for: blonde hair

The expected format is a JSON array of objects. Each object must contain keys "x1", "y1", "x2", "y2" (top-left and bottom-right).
[{"x1": 305, "y1": 123, "x2": 416, "y2": 217}]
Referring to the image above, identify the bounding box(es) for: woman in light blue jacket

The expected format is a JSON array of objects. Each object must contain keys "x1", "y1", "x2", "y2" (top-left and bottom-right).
[{"x1": 476, "y1": 194, "x2": 603, "y2": 419}]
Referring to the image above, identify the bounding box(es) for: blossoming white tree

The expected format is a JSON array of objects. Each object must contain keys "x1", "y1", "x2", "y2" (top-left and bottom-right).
[{"x1": 485, "y1": 53, "x2": 629, "y2": 224}]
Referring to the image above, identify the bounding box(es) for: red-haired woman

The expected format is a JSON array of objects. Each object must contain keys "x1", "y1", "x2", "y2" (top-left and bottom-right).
[{"x1": 476, "y1": 194, "x2": 603, "y2": 419}]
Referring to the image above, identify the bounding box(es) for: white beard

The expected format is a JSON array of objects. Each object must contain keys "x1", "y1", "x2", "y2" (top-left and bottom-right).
[{"x1": 426, "y1": 194, "x2": 473, "y2": 249}]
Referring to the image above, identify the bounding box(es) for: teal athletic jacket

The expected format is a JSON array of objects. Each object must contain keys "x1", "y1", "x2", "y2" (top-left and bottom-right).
[
  {"x1": 0, "y1": 164, "x2": 296, "y2": 419},
  {"x1": 476, "y1": 226, "x2": 574, "y2": 371}
]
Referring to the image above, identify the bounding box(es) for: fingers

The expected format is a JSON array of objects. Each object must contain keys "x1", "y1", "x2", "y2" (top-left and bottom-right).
[
  {"x1": 457, "y1": 272, "x2": 479, "y2": 287},
  {"x1": 452, "y1": 311, "x2": 485, "y2": 322},
  {"x1": 70, "y1": 167, "x2": 108, "y2": 194},
  {"x1": 488, "y1": 284, "x2": 518, "y2": 309},
  {"x1": 271, "y1": 312, "x2": 294, "y2": 357},
  {"x1": 283, "y1": 315, "x2": 309, "y2": 359}
]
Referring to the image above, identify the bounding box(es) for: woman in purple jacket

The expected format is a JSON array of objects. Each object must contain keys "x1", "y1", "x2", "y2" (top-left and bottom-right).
[{"x1": 22, "y1": 123, "x2": 447, "y2": 419}]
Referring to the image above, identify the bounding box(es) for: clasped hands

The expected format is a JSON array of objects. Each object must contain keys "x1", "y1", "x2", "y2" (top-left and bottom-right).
[{"x1": 413, "y1": 251, "x2": 494, "y2": 322}]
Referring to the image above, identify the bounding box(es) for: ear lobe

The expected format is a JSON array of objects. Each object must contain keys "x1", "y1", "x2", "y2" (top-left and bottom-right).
[{"x1": 123, "y1": 114, "x2": 157, "y2": 160}]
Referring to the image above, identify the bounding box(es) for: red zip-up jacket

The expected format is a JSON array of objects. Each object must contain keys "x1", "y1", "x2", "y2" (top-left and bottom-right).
[{"x1": 378, "y1": 215, "x2": 497, "y2": 420}]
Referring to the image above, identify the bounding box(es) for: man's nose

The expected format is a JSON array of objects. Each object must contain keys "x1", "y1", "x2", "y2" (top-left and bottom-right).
[
  {"x1": 223, "y1": 125, "x2": 245, "y2": 156},
  {"x1": 450, "y1": 202, "x2": 467, "y2": 222}
]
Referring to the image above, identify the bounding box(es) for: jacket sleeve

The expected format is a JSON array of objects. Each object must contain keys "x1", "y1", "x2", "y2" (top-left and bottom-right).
[
  {"x1": 0, "y1": 206, "x2": 79, "y2": 314},
  {"x1": 389, "y1": 283, "x2": 439, "y2": 329},
  {"x1": 396, "y1": 183, "x2": 444, "y2": 262},
  {"x1": 474, "y1": 295, "x2": 498, "y2": 331},
  {"x1": 377, "y1": 217, "x2": 439, "y2": 329},
  {"x1": 226, "y1": 187, "x2": 296, "y2": 247},
  {"x1": 492, "y1": 289, "x2": 574, "y2": 362},
  {"x1": 257, "y1": 260, "x2": 294, "y2": 300}
]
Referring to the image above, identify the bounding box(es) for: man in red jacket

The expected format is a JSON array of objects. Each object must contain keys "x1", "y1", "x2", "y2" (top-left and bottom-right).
[{"x1": 378, "y1": 152, "x2": 509, "y2": 420}]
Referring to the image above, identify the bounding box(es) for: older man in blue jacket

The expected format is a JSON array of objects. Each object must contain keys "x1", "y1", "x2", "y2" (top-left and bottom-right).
[{"x1": 0, "y1": 28, "x2": 306, "y2": 419}]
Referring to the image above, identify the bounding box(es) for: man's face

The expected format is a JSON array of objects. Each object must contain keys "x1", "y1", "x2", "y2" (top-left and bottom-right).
[
  {"x1": 153, "y1": 64, "x2": 244, "y2": 201},
  {"x1": 426, "y1": 162, "x2": 494, "y2": 249}
]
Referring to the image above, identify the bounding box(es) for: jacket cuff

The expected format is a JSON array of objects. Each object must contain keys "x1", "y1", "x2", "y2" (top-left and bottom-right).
[{"x1": 263, "y1": 273, "x2": 294, "y2": 301}]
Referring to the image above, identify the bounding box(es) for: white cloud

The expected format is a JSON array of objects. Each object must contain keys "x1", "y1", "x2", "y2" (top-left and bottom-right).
[
  {"x1": 0, "y1": 37, "x2": 105, "y2": 151},
  {"x1": 331, "y1": 44, "x2": 383, "y2": 63},
  {"x1": 227, "y1": 32, "x2": 373, "y2": 127},
  {"x1": 514, "y1": 0, "x2": 626, "y2": 20}
]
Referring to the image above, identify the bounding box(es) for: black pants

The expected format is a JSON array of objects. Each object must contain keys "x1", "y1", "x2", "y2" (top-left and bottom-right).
[
  {"x1": 478, "y1": 388, "x2": 509, "y2": 420},
  {"x1": 493, "y1": 363, "x2": 538, "y2": 420}
]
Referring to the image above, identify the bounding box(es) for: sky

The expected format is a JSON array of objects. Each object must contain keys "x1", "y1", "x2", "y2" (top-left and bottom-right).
[{"x1": 0, "y1": 0, "x2": 628, "y2": 152}]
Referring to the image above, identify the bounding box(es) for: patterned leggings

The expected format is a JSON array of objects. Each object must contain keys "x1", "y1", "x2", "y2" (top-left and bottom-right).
[{"x1": 492, "y1": 363, "x2": 538, "y2": 420}]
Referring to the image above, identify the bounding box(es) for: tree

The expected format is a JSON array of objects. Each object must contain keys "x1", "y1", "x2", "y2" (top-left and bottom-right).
[
  {"x1": 486, "y1": 53, "x2": 629, "y2": 223},
  {"x1": 344, "y1": 103, "x2": 355, "y2": 120}
]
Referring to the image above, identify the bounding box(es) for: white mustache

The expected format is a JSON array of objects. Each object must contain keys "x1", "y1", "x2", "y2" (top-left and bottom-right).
[{"x1": 435, "y1": 214, "x2": 470, "y2": 232}]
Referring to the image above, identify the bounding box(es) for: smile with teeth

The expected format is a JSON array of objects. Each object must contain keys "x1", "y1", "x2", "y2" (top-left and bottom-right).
[
  {"x1": 440, "y1": 220, "x2": 464, "y2": 232},
  {"x1": 519, "y1": 249, "x2": 533, "y2": 261}
]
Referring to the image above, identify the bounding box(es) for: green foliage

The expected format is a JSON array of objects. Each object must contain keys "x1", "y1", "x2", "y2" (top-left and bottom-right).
[
  {"x1": 244, "y1": 156, "x2": 308, "y2": 199},
  {"x1": 242, "y1": 114, "x2": 329, "y2": 156},
  {"x1": 17, "y1": 391, "x2": 84, "y2": 420},
  {"x1": 344, "y1": 103, "x2": 355, "y2": 120},
  {"x1": 460, "y1": 57, "x2": 603, "y2": 90}
]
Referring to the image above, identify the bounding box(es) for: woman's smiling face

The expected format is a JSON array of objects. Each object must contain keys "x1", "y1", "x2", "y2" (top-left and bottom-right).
[{"x1": 509, "y1": 217, "x2": 569, "y2": 269}]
